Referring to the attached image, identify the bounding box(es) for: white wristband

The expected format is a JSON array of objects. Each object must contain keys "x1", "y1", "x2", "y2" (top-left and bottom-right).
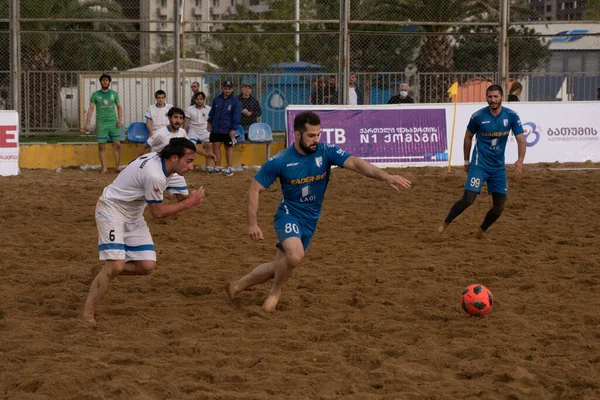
[{"x1": 464, "y1": 160, "x2": 470, "y2": 166}]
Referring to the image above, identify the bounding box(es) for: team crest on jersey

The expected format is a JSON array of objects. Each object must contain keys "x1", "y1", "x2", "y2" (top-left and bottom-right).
[
  {"x1": 104, "y1": 100, "x2": 109, "y2": 105},
  {"x1": 154, "y1": 186, "x2": 160, "y2": 192},
  {"x1": 315, "y1": 156, "x2": 323, "y2": 168},
  {"x1": 503, "y1": 119, "x2": 509, "y2": 127}
]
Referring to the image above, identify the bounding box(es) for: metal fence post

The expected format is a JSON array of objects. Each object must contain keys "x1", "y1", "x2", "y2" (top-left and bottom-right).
[
  {"x1": 338, "y1": 0, "x2": 350, "y2": 105},
  {"x1": 174, "y1": 0, "x2": 182, "y2": 107},
  {"x1": 9, "y1": 0, "x2": 20, "y2": 115},
  {"x1": 498, "y1": 0, "x2": 509, "y2": 94}
]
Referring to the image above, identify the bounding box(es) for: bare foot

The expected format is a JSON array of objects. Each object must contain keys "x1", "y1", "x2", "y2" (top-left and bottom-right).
[
  {"x1": 434, "y1": 221, "x2": 449, "y2": 241},
  {"x1": 225, "y1": 282, "x2": 242, "y2": 309},
  {"x1": 263, "y1": 295, "x2": 279, "y2": 312},
  {"x1": 100, "y1": 169, "x2": 108, "y2": 174},
  {"x1": 225, "y1": 282, "x2": 238, "y2": 299},
  {"x1": 82, "y1": 306, "x2": 96, "y2": 325},
  {"x1": 115, "y1": 167, "x2": 122, "y2": 173},
  {"x1": 475, "y1": 228, "x2": 491, "y2": 241}
]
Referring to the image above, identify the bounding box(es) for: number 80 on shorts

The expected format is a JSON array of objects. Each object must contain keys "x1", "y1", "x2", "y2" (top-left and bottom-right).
[{"x1": 284, "y1": 223, "x2": 299, "y2": 234}]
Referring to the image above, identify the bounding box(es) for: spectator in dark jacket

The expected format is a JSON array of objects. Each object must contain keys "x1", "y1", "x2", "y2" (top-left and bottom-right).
[
  {"x1": 207, "y1": 80, "x2": 242, "y2": 176},
  {"x1": 238, "y1": 84, "x2": 262, "y2": 139},
  {"x1": 310, "y1": 76, "x2": 327, "y2": 105},
  {"x1": 387, "y1": 83, "x2": 414, "y2": 104},
  {"x1": 508, "y1": 81, "x2": 522, "y2": 102}
]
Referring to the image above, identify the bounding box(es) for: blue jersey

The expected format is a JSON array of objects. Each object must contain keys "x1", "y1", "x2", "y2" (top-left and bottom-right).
[
  {"x1": 466, "y1": 106, "x2": 524, "y2": 169},
  {"x1": 254, "y1": 142, "x2": 351, "y2": 223}
]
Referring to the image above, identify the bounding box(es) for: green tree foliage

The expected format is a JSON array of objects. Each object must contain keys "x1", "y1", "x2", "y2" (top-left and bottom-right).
[
  {"x1": 204, "y1": 2, "x2": 299, "y2": 71},
  {"x1": 206, "y1": 0, "x2": 420, "y2": 72},
  {"x1": 0, "y1": 0, "x2": 132, "y2": 72},
  {"x1": 360, "y1": 0, "x2": 547, "y2": 102},
  {"x1": 584, "y1": 0, "x2": 600, "y2": 19},
  {"x1": 0, "y1": 0, "x2": 132, "y2": 129},
  {"x1": 453, "y1": 26, "x2": 552, "y2": 74}
]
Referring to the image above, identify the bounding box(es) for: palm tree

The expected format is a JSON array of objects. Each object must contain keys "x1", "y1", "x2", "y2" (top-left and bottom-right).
[{"x1": 361, "y1": 0, "x2": 538, "y2": 103}]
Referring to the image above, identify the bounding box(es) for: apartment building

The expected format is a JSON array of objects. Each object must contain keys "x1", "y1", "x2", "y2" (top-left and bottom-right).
[
  {"x1": 139, "y1": 0, "x2": 269, "y2": 64},
  {"x1": 527, "y1": 0, "x2": 589, "y2": 21}
]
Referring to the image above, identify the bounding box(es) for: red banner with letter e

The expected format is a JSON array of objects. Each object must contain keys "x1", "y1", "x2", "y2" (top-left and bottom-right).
[{"x1": 0, "y1": 111, "x2": 19, "y2": 176}]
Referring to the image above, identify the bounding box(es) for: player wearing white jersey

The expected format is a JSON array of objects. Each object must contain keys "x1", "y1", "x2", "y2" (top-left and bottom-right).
[
  {"x1": 83, "y1": 138, "x2": 205, "y2": 325},
  {"x1": 184, "y1": 91, "x2": 213, "y2": 171},
  {"x1": 144, "y1": 90, "x2": 172, "y2": 135},
  {"x1": 137, "y1": 107, "x2": 189, "y2": 198},
  {"x1": 145, "y1": 124, "x2": 187, "y2": 153}
]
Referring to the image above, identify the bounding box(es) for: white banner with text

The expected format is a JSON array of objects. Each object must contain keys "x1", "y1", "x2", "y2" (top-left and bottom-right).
[{"x1": 0, "y1": 111, "x2": 19, "y2": 176}]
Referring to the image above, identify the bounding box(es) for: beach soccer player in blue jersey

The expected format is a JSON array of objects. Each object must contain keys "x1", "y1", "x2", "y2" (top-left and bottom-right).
[
  {"x1": 437, "y1": 84, "x2": 526, "y2": 239},
  {"x1": 225, "y1": 111, "x2": 412, "y2": 311}
]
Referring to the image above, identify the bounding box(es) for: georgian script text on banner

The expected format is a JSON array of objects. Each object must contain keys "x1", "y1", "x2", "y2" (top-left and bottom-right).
[{"x1": 286, "y1": 107, "x2": 448, "y2": 166}]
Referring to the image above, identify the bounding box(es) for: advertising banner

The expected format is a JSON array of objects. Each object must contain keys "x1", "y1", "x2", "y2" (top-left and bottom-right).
[
  {"x1": 0, "y1": 111, "x2": 19, "y2": 176},
  {"x1": 502, "y1": 102, "x2": 600, "y2": 164},
  {"x1": 286, "y1": 102, "x2": 600, "y2": 167},
  {"x1": 286, "y1": 107, "x2": 449, "y2": 166}
]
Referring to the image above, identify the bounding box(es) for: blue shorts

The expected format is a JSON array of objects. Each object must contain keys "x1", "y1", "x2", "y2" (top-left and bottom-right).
[
  {"x1": 465, "y1": 164, "x2": 507, "y2": 195},
  {"x1": 274, "y1": 211, "x2": 316, "y2": 252}
]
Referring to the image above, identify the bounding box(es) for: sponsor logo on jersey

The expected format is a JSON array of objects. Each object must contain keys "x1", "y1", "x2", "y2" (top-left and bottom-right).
[
  {"x1": 289, "y1": 172, "x2": 327, "y2": 185},
  {"x1": 300, "y1": 185, "x2": 315, "y2": 202},
  {"x1": 482, "y1": 131, "x2": 509, "y2": 137},
  {"x1": 286, "y1": 162, "x2": 299, "y2": 167},
  {"x1": 481, "y1": 121, "x2": 491, "y2": 124}
]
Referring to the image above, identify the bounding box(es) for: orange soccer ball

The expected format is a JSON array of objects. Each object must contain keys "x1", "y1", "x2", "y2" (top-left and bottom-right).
[{"x1": 460, "y1": 284, "x2": 493, "y2": 316}]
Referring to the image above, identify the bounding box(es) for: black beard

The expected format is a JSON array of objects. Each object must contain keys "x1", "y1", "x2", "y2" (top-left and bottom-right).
[{"x1": 299, "y1": 140, "x2": 317, "y2": 154}]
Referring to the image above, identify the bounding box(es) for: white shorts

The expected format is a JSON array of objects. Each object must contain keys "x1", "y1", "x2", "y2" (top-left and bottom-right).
[
  {"x1": 96, "y1": 208, "x2": 156, "y2": 261},
  {"x1": 188, "y1": 128, "x2": 210, "y2": 145},
  {"x1": 166, "y1": 173, "x2": 188, "y2": 196}
]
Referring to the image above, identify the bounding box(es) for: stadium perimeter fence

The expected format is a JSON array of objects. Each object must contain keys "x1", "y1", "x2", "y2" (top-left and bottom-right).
[{"x1": 0, "y1": 0, "x2": 599, "y2": 134}]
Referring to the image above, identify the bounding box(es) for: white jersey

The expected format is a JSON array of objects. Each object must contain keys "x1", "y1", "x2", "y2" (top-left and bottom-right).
[
  {"x1": 145, "y1": 125, "x2": 188, "y2": 153},
  {"x1": 144, "y1": 103, "x2": 173, "y2": 132},
  {"x1": 348, "y1": 87, "x2": 358, "y2": 105},
  {"x1": 185, "y1": 105, "x2": 210, "y2": 142},
  {"x1": 97, "y1": 153, "x2": 169, "y2": 222}
]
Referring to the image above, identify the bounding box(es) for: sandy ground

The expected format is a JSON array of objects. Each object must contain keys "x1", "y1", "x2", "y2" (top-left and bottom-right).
[{"x1": 0, "y1": 163, "x2": 599, "y2": 399}]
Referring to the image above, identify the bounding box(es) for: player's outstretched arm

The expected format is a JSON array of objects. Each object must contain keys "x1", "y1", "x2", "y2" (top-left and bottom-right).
[
  {"x1": 246, "y1": 179, "x2": 266, "y2": 241},
  {"x1": 148, "y1": 187, "x2": 205, "y2": 219},
  {"x1": 343, "y1": 156, "x2": 411, "y2": 191}
]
